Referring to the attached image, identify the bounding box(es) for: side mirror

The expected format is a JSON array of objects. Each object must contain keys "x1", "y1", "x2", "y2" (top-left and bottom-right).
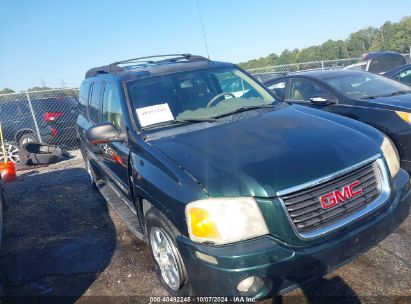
[
  {"x1": 309, "y1": 95, "x2": 336, "y2": 105},
  {"x1": 86, "y1": 123, "x2": 123, "y2": 145}
]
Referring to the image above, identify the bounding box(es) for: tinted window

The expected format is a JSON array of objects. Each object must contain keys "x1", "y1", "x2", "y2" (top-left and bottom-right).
[
  {"x1": 267, "y1": 80, "x2": 286, "y2": 100},
  {"x1": 102, "y1": 82, "x2": 123, "y2": 129},
  {"x1": 369, "y1": 55, "x2": 405, "y2": 74},
  {"x1": 289, "y1": 78, "x2": 334, "y2": 101},
  {"x1": 79, "y1": 82, "x2": 90, "y2": 114},
  {"x1": 88, "y1": 82, "x2": 102, "y2": 123},
  {"x1": 395, "y1": 68, "x2": 411, "y2": 86}
]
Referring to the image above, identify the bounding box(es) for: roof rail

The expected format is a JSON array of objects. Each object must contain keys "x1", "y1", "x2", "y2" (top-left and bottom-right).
[{"x1": 85, "y1": 54, "x2": 210, "y2": 78}]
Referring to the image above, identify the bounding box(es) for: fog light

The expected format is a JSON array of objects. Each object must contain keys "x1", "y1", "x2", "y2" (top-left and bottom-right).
[{"x1": 237, "y1": 276, "x2": 255, "y2": 293}]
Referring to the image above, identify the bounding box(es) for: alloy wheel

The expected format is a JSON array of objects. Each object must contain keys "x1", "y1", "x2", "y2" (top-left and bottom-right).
[
  {"x1": 150, "y1": 227, "x2": 182, "y2": 291},
  {"x1": 0, "y1": 143, "x2": 20, "y2": 163}
]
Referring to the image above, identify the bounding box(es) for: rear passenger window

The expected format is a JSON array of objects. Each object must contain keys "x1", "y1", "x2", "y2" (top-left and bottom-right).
[
  {"x1": 79, "y1": 82, "x2": 90, "y2": 115},
  {"x1": 88, "y1": 82, "x2": 102, "y2": 123}
]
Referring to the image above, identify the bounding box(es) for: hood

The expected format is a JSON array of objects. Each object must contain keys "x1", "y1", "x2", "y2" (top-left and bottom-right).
[
  {"x1": 364, "y1": 93, "x2": 411, "y2": 111},
  {"x1": 150, "y1": 105, "x2": 382, "y2": 198}
]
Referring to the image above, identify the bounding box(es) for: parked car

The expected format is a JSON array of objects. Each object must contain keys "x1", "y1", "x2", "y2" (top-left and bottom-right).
[
  {"x1": 264, "y1": 70, "x2": 411, "y2": 173},
  {"x1": 0, "y1": 97, "x2": 78, "y2": 162},
  {"x1": 78, "y1": 54, "x2": 411, "y2": 299},
  {"x1": 343, "y1": 51, "x2": 406, "y2": 74},
  {"x1": 384, "y1": 63, "x2": 411, "y2": 86}
]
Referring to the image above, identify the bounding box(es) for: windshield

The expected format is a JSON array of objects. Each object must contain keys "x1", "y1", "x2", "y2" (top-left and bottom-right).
[
  {"x1": 128, "y1": 66, "x2": 275, "y2": 127},
  {"x1": 322, "y1": 72, "x2": 411, "y2": 100}
]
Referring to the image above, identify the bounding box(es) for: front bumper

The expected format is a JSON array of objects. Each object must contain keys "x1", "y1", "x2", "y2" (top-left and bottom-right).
[{"x1": 176, "y1": 169, "x2": 411, "y2": 299}]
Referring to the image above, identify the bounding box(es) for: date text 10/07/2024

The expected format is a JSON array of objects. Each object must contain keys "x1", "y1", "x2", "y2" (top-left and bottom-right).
[{"x1": 149, "y1": 296, "x2": 257, "y2": 303}]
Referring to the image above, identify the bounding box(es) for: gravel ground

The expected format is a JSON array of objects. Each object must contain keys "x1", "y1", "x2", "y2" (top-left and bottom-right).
[{"x1": 0, "y1": 150, "x2": 410, "y2": 303}]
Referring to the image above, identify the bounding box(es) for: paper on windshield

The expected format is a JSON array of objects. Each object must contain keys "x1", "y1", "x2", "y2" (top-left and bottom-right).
[{"x1": 136, "y1": 103, "x2": 174, "y2": 127}]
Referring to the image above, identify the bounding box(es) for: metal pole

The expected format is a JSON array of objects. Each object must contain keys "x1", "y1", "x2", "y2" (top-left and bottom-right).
[
  {"x1": 321, "y1": 61, "x2": 324, "y2": 70},
  {"x1": 25, "y1": 91, "x2": 42, "y2": 142}
]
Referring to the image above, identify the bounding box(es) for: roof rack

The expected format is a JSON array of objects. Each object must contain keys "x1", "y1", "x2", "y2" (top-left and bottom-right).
[{"x1": 85, "y1": 54, "x2": 211, "y2": 78}]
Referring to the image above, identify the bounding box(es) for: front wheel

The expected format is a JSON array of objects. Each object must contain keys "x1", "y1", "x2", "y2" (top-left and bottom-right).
[{"x1": 145, "y1": 208, "x2": 192, "y2": 295}]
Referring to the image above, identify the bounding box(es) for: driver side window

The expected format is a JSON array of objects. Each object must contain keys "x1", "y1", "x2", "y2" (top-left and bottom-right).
[
  {"x1": 289, "y1": 78, "x2": 335, "y2": 102},
  {"x1": 102, "y1": 82, "x2": 123, "y2": 130}
]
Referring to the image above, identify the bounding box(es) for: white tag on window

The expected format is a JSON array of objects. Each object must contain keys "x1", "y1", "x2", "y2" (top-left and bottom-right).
[{"x1": 136, "y1": 103, "x2": 174, "y2": 127}]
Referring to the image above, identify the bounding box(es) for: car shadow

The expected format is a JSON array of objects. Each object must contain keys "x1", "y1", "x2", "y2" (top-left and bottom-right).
[
  {"x1": 0, "y1": 167, "x2": 116, "y2": 303},
  {"x1": 270, "y1": 256, "x2": 361, "y2": 304}
]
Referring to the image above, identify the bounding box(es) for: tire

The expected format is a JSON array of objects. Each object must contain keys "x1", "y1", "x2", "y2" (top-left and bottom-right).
[
  {"x1": 145, "y1": 208, "x2": 192, "y2": 296},
  {"x1": 18, "y1": 133, "x2": 38, "y2": 150}
]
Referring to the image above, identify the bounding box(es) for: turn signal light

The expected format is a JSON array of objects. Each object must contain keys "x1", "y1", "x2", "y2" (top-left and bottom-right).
[{"x1": 188, "y1": 207, "x2": 220, "y2": 239}]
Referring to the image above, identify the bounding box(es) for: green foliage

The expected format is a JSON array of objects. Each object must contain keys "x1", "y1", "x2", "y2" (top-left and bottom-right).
[
  {"x1": 0, "y1": 88, "x2": 15, "y2": 94},
  {"x1": 240, "y1": 16, "x2": 411, "y2": 69}
]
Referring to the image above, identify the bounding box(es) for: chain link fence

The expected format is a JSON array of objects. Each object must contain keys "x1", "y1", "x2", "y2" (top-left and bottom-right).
[
  {"x1": 247, "y1": 57, "x2": 365, "y2": 82},
  {"x1": 0, "y1": 89, "x2": 79, "y2": 162},
  {"x1": 0, "y1": 55, "x2": 407, "y2": 163}
]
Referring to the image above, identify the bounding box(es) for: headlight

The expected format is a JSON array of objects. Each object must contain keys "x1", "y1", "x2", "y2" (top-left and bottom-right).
[
  {"x1": 185, "y1": 197, "x2": 269, "y2": 245},
  {"x1": 380, "y1": 136, "x2": 400, "y2": 178},
  {"x1": 395, "y1": 111, "x2": 411, "y2": 124}
]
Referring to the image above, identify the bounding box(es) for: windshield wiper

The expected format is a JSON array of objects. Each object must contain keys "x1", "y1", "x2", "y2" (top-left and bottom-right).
[
  {"x1": 143, "y1": 118, "x2": 216, "y2": 129},
  {"x1": 363, "y1": 90, "x2": 411, "y2": 99},
  {"x1": 212, "y1": 104, "x2": 277, "y2": 119}
]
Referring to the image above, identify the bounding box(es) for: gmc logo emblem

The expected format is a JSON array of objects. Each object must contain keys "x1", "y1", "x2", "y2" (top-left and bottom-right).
[{"x1": 320, "y1": 180, "x2": 363, "y2": 209}]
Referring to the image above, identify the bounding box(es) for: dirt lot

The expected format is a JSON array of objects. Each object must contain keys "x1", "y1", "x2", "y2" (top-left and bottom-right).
[{"x1": 0, "y1": 151, "x2": 410, "y2": 303}]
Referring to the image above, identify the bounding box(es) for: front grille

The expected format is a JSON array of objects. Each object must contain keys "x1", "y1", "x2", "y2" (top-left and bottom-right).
[{"x1": 281, "y1": 161, "x2": 382, "y2": 235}]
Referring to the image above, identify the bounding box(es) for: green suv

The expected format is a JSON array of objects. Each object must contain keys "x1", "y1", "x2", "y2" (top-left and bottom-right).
[{"x1": 77, "y1": 54, "x2": 411, "y2": 299}]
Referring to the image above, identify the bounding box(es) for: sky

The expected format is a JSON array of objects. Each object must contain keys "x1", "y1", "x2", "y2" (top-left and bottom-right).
[{"x1": 0, "y1": 0, "x2": 409, "y2": 91}]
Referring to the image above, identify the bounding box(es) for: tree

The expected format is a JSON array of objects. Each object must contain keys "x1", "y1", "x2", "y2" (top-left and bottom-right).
[
  {"x1": 0, "y1": 88, "x2": 15, "y2": 94},
  {"x1": 239, "y1": 15, "x2": 411, "y2": 69}
]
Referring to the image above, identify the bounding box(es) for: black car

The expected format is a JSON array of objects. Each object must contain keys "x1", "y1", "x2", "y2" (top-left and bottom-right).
[
  {"x1": 0, "y1": 97, "x2": 78, "y2": 162},
  {"x1": 384, "y1": 63, "x2": 411, "y2": 86},
  {"x1": 77, "y1": 54, "x2": 411, "y2": 299},
  {"x1": 264, "y1": 70, "x2": 411, "y2": 173},
  {"x1": 343, "y1": 51, "x2": 406, "y2": 74}
]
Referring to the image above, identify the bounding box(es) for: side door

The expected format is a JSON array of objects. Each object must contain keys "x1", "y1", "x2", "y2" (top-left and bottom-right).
[
  {"x1": 286, "y1": 77, "x2": 370, "y2": 123},
  {"x1": 100, "y1": 81, "x2": 130, "y2": 196}
]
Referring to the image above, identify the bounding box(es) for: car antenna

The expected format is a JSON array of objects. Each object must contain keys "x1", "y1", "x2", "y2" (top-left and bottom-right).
[{"x1": 196, "y1": 0, "x2": 211, "y2": 60}]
